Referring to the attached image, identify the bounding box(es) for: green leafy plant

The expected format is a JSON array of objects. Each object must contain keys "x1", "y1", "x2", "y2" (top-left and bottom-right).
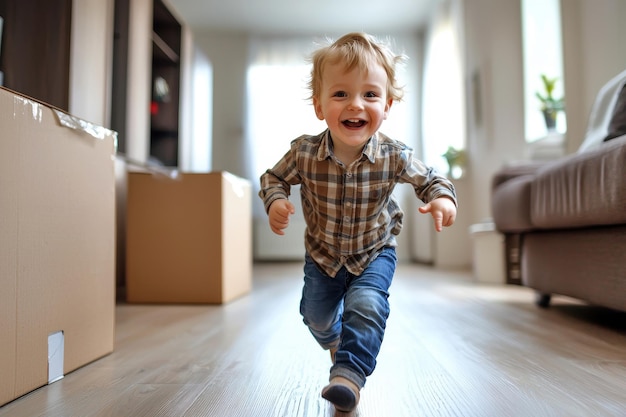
[
  {"x1": 535, "y1": 74, "x2": 564, "y2": 130},
  {"x1": 442, "y1": 146, "x2": 465, "y2": 167},
  {"x1": 442, "y1": 146, "x2": 466, "y2": 178}
]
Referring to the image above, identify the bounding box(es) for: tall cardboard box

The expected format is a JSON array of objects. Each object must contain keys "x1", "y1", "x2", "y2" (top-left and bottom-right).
[
  {"x1": 126, "y1": 171, "x2": 252, "y2": 304},
  {"x1": 0, "y1": 87, "x2": 116, "y2": 406}
]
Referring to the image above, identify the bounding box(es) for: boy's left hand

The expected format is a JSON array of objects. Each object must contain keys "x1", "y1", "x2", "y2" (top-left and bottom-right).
[{"x1": 418, "y1": 197, "x2": 457, "y2": 232}]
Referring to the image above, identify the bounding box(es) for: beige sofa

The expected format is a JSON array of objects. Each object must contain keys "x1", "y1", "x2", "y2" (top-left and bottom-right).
[{"x1": 491, "y1": 69, "x2": 626, "y2": 312}]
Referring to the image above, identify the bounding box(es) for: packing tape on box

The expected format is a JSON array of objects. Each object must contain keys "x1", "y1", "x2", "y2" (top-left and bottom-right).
[
  {"x1": 53, "y1": 109, "x2": 116, "y2": 141},
  {"x1": 12, "y1": 93, "x2": 43, "y2": 121},
  {"x1": 48, "y1": 331, "x2": 65, "y2": 384},
  {"x1": 9, "y1": 91, "x2": 115, "y2": 143}
]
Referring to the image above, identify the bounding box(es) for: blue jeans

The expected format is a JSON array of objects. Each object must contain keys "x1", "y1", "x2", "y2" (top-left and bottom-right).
[{"x1": 299, "y1": 247, "x2": 397, "y2": 388}]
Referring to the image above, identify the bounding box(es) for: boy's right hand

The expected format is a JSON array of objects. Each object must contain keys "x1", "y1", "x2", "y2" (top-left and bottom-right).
[{"x1": 268, "y1": 199, "x2": 296, "y2": 235}]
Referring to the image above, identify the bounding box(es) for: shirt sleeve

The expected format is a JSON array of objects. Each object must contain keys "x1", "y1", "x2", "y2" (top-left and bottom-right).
[
  {"x1": 399, "y1": 147, "x2": 458, "y2": 207},
  {"x1": 258, "y1": 141, "x2": 302, "y2": 213}
]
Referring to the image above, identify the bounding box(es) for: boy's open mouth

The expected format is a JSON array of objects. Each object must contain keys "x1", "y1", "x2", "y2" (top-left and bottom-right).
[{"x1": 342, "y1": 119, "x2": 367, "y2": 128}]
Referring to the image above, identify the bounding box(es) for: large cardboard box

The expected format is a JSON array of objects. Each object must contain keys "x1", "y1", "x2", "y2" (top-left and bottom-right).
[
  {"x1": 0, "y1": 87, "x2": 116, "y2": 407},
  {"x1": 126, "y1": 171, "x2": 252, "y2": 304}
]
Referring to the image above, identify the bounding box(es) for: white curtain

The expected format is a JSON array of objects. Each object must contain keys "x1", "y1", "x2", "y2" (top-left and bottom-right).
[
  {"x1": 245, "y1": 36, "x2": 326, "y2": 218},
  {"x1": 422, "y1": 0, "x2": 466, "y2": 174}
]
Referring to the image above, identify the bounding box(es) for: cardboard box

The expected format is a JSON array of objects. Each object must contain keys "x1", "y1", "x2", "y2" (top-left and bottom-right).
[
  {"x1": 0, "y1": 87, "x2": 116, "y2": 406},
  {"x1": 126, "y1": 171, "x2": 252, "y2": 304}
]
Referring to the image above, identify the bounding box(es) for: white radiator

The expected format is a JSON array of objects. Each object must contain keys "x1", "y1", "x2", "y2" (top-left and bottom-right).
[{"x1": 253, "y1": 218, "x2": 306, "y2": 260}]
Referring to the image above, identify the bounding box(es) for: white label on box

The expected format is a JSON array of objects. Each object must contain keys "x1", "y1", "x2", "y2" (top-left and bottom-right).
[{"x1": 48, "y1": 331, "x2": 65, "y2": 384}]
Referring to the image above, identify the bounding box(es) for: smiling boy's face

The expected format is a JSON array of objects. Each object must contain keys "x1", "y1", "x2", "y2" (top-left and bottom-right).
[{"x1": 313, "y1": 60, "x2": 392, "y2": 160}]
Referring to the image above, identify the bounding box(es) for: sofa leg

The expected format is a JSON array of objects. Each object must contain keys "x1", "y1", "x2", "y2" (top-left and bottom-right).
[
  {"x1": 535, "y1": 292, "x2": 552, "y2": 308},
  {"x1": 504, "y1": 233, "x2": 523, "y2": 285}
]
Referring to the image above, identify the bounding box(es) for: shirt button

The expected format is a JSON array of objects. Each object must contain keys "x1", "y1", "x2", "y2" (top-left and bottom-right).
[
  {"x1": 343, "y1": 216, "x2": 350, "y2": 222},
  {"x1": 346, "y1": 172, "x2": 352, "y2": 178}
]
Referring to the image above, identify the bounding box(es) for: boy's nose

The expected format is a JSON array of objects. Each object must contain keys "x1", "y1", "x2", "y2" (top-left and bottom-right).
[{"x1": 347, "y1": 96, "x2": 364, "y2": 110}]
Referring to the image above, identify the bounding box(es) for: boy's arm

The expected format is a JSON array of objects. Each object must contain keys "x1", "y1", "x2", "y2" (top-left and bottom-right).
[
  {"x1": 400, "y1": 149, "x2": 457, "y2": 207},
  {"x1": 398, "y1": 148, "x2": 458, "y2": 231},
  {"x1": 259, "y1": 170, "x2": 291, "y2": 213},
  {"x1": 259, "y1": 148, "x2": 301, "y2": 235},
  {"x1": 258, "y1": 146, "x2": 300, "y2": 213},
  {"x1": 259, "y1": 141, "x2": 301, "y2": 214}
]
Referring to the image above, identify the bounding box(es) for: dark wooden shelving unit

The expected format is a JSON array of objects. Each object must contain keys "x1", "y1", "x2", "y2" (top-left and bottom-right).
[
  {"x1": 111, "y1": 0, "x2": 182, "y2": 166},
  {"x1": 150, "y1": 0, "x2": 182, "y2": 167},
  {"x1": 0, "y1": 0, "x2": 72, "y2": 110},
  {"x1": 111, "y1": 0, "x2": 130, "y2": 155}
]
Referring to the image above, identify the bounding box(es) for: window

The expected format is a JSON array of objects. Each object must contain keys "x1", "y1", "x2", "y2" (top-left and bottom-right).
[
  {"x1": 247, "y1": 62, "x2": 325, "y2": 184},
  {"x1": 522, "y1": 0, "x2": 566, "y2": 142},
  {"x1": 245, "y1": 37, "x2": 324, "y2": 218},
  {"x1": 422, "y1": 0, "x2": 466, "y2": 177}
]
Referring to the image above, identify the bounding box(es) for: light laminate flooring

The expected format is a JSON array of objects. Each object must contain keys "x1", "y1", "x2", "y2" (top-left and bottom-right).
[{"x1": 1, "y1": 262, "x2": 625, "y2": 417}]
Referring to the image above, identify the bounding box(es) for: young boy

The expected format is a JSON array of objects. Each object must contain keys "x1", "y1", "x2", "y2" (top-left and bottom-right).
[{"x1": 258, "y1": 32, "x2": 457, "y2": 413}]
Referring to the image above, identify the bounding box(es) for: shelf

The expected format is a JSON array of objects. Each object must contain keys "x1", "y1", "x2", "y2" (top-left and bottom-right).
[
  {"x1": 152, "y1": 32, "x2": 179, "y2": 63},
  {"x1": 150, "y1": 0, "x2": 182, "y2": 168},
  {"x1": 151, "y1": 128, "x2": 179, "y2": 136}
]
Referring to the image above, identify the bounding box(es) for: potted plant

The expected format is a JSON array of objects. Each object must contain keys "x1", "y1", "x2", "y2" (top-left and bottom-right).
[
  {"x1": 535, "y1": 74, "x2": 564, "y2": 131},
  {"x1": 442, "y1": 146, "x2": 466, "y2": 179}
]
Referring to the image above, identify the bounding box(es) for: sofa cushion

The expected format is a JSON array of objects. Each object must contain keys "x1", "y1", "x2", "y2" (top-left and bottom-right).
[
  {"x1": 604, "y1": 83, "x2": 626, "y2": 142},
  {"x1": 491, "y1": 174, "x2": 534, "y2": 233},
  {"x1": 531, "y1": 135, "x2": 626, "y2": 229},
  {"x1": 578, "y1": 68, "x2": 626, "y2": 153}
]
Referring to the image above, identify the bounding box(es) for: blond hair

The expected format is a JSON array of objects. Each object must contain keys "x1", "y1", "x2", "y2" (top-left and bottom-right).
[{"x1": 308, "y1": 32, "x2": 406, "y2": 102}]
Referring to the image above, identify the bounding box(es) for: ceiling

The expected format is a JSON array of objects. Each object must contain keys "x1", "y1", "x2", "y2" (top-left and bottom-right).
[{"x1": 166, "y1": 0, "x2": 439, "y2": 35}]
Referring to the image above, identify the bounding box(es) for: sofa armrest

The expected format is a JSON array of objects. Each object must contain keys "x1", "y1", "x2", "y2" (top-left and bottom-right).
[
  {"x1": 491, "y1": 161, "x2": 546, "y2": 233},
  {"x1": 491, "y1": 161, "x2": 546, "y2": 189},
  {"x1": 532, "y1": 135, "x2": 626, "y2": 229},
  {"x1": 492, "y1": 174, "x2": 535, "y2": 232}
]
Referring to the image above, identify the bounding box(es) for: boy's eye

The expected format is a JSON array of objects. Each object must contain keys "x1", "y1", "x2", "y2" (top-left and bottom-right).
[
  {"x1": 365, "y1": 91, "x2": 379, "y2": 98},
  {"x1": 333, "y1": 91, "x2": 347, "y2": 98}
]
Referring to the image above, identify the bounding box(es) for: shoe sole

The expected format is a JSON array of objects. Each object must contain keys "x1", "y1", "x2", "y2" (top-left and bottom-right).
[{"x1": 321, "y1": 384, "x2": 357, "y2": 412}]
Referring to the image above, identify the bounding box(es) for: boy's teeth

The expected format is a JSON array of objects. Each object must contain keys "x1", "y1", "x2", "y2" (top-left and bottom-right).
[{"x1": 343, "y1": 119, "x2": 366, "y2": 128}]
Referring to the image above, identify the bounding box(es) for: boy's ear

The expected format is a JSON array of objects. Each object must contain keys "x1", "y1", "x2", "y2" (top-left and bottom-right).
[
  {"x1": 313, "y1": 96, "x2": 325, "y2": 120},
  {"x1": 383, "y1": 98, "x2": 393, "y2": 119}
]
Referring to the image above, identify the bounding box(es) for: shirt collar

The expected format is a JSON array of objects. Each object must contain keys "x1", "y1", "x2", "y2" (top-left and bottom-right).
[
  {"x1": 362, "y1": 133, "x2": 378, "y2": 163},
  {"x1": 317, "y1": 129, "x2": 378, "y2": 164},
  {"x1": 316, "y1": 130, "x2": 333, "y2": 161}
]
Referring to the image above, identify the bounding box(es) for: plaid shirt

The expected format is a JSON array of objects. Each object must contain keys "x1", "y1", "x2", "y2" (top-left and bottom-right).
[{"x1": 259, "y1": 129, "x2": 457, "y2": 277}]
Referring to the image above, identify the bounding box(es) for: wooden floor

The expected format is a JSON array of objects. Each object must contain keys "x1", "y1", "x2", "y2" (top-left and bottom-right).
[{"x1": 2, "y1": 262, "x2": 626, "y2": 417}]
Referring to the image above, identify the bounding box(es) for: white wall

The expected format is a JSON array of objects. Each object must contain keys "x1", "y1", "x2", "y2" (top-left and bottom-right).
[
  {"x1": 463, "y1": 0, "x2": 526, "y2": 227},
  {"x1": 181, "y1": 44, "x2": 213, "y2": 172},
  {"x1": 561, "y1": 0, "x2": 626, "y2": 153},
  {"x1": 194, "y1": 32, "x2": 249, "y2": 178},
  {"x1": 124, "y1": 0, "x2": 153, "y2": 163},
  {"x1": 69, "y1": 0, "x2": 115, "y2": 126}
]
